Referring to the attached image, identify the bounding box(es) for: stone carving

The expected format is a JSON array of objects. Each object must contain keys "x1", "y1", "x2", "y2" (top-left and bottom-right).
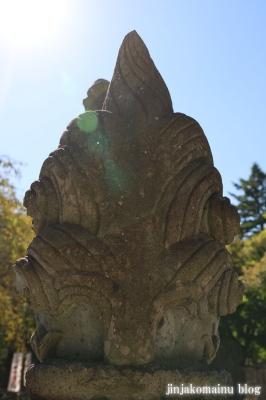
[{"x1": 13, "y1": 31, "x2": 244, "y2": 399}]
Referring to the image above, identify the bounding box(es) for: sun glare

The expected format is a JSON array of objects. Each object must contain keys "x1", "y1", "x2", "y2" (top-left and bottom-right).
[{"x1": 0, "y1": 0, "x2": 69, "y2": 49}]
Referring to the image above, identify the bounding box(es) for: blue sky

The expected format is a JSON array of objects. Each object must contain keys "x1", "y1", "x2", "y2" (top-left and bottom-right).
[{"x1": 1, "y1": 0, "x2": 266, "y2": 204}]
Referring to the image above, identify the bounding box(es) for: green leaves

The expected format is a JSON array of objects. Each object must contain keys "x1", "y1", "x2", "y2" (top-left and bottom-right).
[
  {"x1": 222, "y1": 162, "x2": 266, "y2": 362},
  {"x1": 0, "y1": 156, "x2": 35, "y2": 361},
  {"x1": 230, "y1": 163, "x2": 266, "y2": 237},
  {"x1": 220, "y1": 229, "x2": 266, "y2": 364}
]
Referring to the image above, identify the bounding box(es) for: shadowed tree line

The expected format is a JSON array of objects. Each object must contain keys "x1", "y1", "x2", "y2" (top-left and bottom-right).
[
  {"x1": 220, "y1": 163, "x2": 266, "y2": 365},
  {"x1": 230, "y1": 163, "x2": 266, "y2": 238},
  {"x1": 0, "y1": 156, "x2": 34, "y2": 389}
]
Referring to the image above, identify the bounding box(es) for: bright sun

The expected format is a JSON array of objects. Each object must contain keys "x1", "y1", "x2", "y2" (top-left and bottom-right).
[{"x1": 0, "y1": 0, "x2": 68, "y2": 49}]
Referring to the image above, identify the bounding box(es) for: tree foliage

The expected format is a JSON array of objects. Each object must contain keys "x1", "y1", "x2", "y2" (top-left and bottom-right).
[
  {"x1": 219, "y1": 229, "x2": 266, "y2": 364},
  {"x1": 219, "y1": 163, "x2": 266, "y2": 364},
  {"x1": 0, "y1": 156, "x2": 35, "y2": 362},
  {"x1": 230, "y1": 163, "x2": 266, "y2": 237}
]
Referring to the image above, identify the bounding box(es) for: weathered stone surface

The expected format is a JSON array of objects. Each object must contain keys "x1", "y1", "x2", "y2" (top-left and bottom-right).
[
  {"x1": 83, "y1": 79, "x2": 109, "y2": 112},
  {"x1": 26, "y1": 360, "x2": 232, "y2": 400},
  {"x1": 13, "y1": 30, "x2": 244, "y2": 399}
]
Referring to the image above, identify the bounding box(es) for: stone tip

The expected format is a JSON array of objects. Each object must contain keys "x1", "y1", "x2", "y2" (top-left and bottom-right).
[
  {"x1": 125, "y1": 30, "x2": 139, "y2": 37},
  {"x1": 123, "y1": 30, "x2": 144, "y2": 46}
]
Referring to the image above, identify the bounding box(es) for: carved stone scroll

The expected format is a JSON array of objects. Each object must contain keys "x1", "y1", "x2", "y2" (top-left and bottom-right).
[{"x1": 13, "y1": 31, "x2": 244, "y2": 400}]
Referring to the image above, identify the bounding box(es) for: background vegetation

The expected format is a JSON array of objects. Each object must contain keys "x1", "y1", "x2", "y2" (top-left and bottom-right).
[
  {"x1": 0, "y1": 157, "x2": 34, "y2": 366},
  {"x1": 220, "y1": 163, "x2": 266, "y2": 365}
]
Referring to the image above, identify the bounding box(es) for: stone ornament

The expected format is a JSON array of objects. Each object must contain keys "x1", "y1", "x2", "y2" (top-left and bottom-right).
[{"x1": 13, "y1": 31, "x2": 244, "y2": 399}]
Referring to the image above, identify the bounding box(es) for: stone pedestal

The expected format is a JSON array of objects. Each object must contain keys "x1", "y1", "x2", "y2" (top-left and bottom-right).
[{"x1": 26, "y1": 361, "x2": 232, "y2": 400}]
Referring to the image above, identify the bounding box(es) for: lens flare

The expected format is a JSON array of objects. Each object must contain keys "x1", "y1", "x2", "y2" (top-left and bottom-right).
[
  {"x1": 87, "y1": 132, "x2": 108, "y2": 155},
  {"x1": 105, "y1": 159, "x2": 128, "y2": 192},
  {"x1": 77, "y1": 112, "x2": 99, "y2": 133}
]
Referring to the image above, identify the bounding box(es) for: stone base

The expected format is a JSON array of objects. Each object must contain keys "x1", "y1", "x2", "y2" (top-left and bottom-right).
[{"x1": 26, "y1": 360, "x2": 233, "y2": 400}]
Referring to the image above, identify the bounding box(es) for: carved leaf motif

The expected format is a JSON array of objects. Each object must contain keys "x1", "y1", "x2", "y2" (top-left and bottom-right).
[
  {"x1": 103, "y1": 30, "x2": 173, "y2": 133},
  {"x1": 14, "y1": 31, "x2": 244, "y2": 368},
  {"x1": 14, "y1": 223, "x2": 125, "y2": 317}
]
